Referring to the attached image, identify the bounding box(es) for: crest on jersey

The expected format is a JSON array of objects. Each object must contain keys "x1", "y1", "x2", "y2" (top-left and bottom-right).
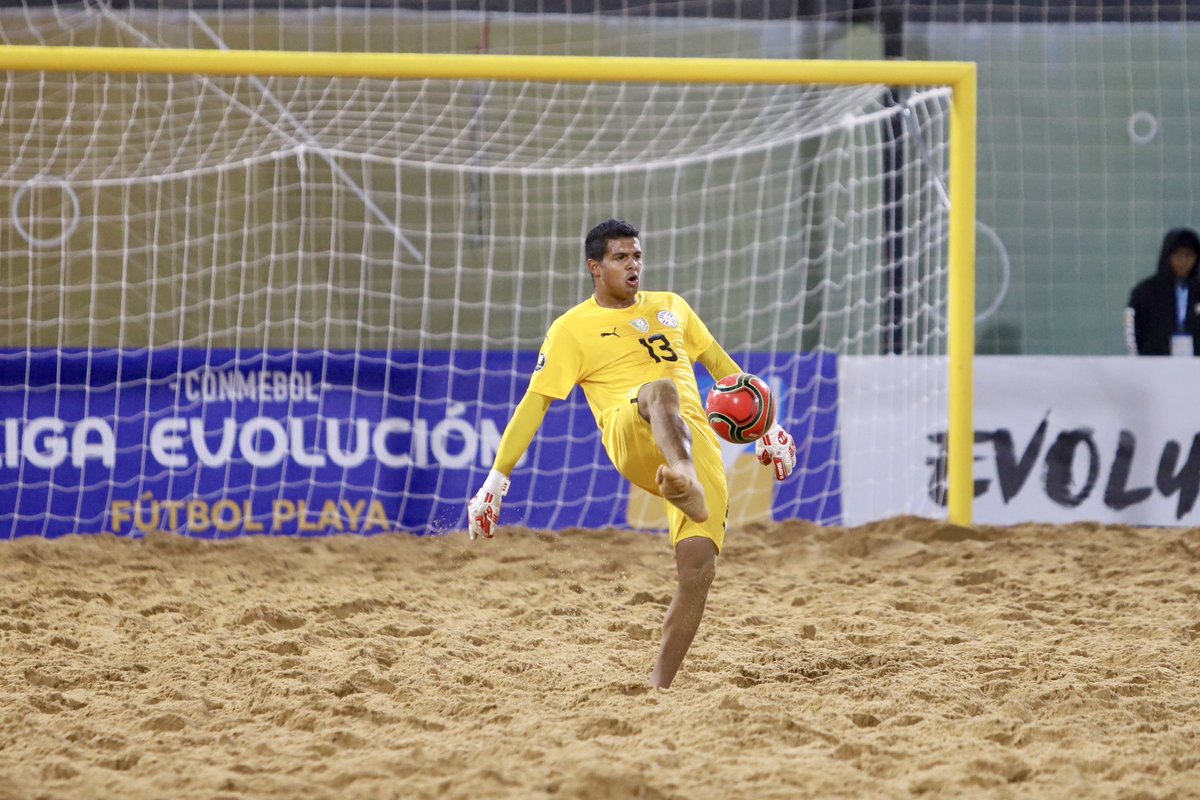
[
  {"x1": 629, "y1": 318, "x2": 650, "y2": 333},
  {"x1": 656, "y1": 310, "x2": 679, "y2": 328},
  {"x1": 534, "y1": 352, "x2": 546, "y2": 372}
]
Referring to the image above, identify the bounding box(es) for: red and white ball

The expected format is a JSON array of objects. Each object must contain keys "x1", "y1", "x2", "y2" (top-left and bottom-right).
[{"x1": 705, "y1": 372, "x2": 776, "y2": 445}]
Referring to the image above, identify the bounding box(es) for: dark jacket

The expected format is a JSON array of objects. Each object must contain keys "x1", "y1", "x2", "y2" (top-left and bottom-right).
[{"x1": 1127, "y1": 228, "x2": 1200, "y2": 356}]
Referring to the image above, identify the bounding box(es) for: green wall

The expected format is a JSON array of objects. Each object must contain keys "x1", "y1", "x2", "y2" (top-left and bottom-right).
[
  {"x1": 918, "y1": 24, "x2": 1200, "y2": 354},
  {"x1": 2, "y1": 11, "x2": 1193, "y2": 355}
]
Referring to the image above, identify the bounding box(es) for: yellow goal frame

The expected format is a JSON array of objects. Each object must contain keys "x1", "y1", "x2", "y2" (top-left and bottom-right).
[{"x1": 0, "y1": 45, "x2": 977, "y2": 526}]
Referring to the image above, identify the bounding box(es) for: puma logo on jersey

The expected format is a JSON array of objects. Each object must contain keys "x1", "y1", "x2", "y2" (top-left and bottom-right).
[{"x1": 599, "y1": 328, "x2": 619, "y2": 338}]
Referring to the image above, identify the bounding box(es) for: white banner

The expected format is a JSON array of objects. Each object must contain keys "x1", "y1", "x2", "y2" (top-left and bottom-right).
[{"x1": 841, "y1": 356, "x2": 1200, "y2": 527}]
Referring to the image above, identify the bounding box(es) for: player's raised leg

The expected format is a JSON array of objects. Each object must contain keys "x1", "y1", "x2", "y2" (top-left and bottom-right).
[
  {"x1": 650, "y1": 535, "x2": 718, "y2": 689},
  {"x1": 637, "y1": 378, "x2": 708, "y2": 522}
]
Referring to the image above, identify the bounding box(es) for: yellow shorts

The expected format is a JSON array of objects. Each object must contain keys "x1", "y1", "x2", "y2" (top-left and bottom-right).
[{"x1": 599, "y1": 391, "x2": 728, "y2": 552}]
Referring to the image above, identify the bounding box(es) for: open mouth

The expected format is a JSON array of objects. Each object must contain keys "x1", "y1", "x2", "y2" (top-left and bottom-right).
[{"x1": 626, "y1": 273, "x2": 640, "y2": 287}]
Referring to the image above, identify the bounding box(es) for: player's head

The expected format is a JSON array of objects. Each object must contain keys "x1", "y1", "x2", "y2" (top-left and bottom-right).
[
  {"x1": 585, "y1": 219, "x2": 642, "y2": 308},
  {"x1": 585, "y1": 219, "x2": 640, "y2": 264}
]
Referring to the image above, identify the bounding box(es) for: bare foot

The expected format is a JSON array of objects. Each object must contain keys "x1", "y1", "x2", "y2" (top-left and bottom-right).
[{"x1": 656, "y1": 462, "x2": 708, "y2": 522}]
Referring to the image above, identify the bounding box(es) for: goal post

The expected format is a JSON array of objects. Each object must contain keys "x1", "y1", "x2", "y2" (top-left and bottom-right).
[{"x1": 0, "y1": 44, "x2": 976, "y2": 535}]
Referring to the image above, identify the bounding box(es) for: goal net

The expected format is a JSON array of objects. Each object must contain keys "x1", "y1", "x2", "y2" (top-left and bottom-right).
[{"x1": 0, "y1": 13, "x2": 963, "y2": 538}]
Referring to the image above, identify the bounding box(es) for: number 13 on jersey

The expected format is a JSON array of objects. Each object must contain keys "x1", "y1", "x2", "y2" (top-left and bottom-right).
[{"x1": 638, "y1": 333, "x2": 678, "y2": 363}]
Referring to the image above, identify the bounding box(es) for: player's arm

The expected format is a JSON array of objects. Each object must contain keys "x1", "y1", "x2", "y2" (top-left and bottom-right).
[
  {"x1": 467, "y1": 390, "x2": 553, "y2": 540},
  {"x1": 469, "y1": 319, "x2": 580, "y2": 540},
  {"x1": 698, "y1": 336, "x2": 797, "y2": 482},
  {"x1": 493, "y1": 391, "x2": 552, "y2": 476},
  {"x1": 694, "y1": 325, "x2": 796, "y2": 480},
  {"x1": 697, "y1": 340, "x2": 742, "y2": 380}
]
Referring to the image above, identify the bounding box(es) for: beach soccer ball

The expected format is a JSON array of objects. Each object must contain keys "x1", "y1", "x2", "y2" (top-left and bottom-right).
[{"x1": 705, "y1": 372, "x2": 776, "y2": 445}]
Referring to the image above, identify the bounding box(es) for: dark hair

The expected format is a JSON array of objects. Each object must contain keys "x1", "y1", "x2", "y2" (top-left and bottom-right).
[
  {"x1": 1157, "y1": 227, "x2": 1200, "y2": 276},
  {"x1": 585, "y1": 219, "x2": 639, "y2": 264}
]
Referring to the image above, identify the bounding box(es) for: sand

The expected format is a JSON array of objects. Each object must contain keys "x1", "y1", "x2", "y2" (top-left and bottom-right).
[{"x1": 1, "y1": 517, "x2": 1199, "y2": 800}]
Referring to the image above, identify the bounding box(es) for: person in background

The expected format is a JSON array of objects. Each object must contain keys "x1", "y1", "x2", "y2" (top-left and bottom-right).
[{"x1": 1125, "y1": 227, "x2": 1200, "y2": 356}]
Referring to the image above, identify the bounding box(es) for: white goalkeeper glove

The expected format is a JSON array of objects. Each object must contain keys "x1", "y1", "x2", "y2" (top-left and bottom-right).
[
  {"x1": 467, "y1": 469, "x2": 510, "y2": 541},
  {"x1": 756, "y1": 422, "x2": 797, "y2": 481}
]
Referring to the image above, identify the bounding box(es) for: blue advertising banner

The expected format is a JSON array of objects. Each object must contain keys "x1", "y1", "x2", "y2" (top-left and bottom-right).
[{"x1": 0, "y1": 349, "x2": 841, "y2": 538}]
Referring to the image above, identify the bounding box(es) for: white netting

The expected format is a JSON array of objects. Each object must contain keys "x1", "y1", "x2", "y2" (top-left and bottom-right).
[
  {"x1": 7, "y1": 2, "x2": 1200, "y2": 361},
  {"x1": 0, "y1": 7, "x2": 954, "y2": 537},
  {"x1": 2, "y1": 76, "x2": 886, "y2": 176},
  {"x1": 1, "y1": 66, "x2": 951, "y2": 352}
]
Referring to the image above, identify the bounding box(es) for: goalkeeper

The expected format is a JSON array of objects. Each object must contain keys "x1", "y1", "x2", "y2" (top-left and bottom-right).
[{"x1": 467, "y1": 218, "x2": 797, "y2": 689}]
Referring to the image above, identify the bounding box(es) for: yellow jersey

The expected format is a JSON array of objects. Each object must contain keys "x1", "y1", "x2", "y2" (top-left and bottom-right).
[{"x1": 528, "y1": 291, "x2": 715, "y2": 429}]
